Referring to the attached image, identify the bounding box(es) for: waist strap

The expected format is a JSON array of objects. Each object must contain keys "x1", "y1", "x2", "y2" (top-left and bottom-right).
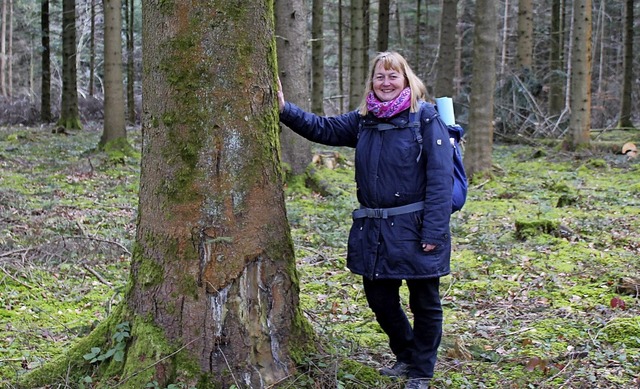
[{"x1": 352, "y1": 201, "x2": 424, "y2": 219}]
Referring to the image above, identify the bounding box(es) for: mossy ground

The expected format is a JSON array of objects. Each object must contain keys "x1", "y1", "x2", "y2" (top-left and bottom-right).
[{"x1": 1, "y1": 125, "x2": 639, "y2": 388}]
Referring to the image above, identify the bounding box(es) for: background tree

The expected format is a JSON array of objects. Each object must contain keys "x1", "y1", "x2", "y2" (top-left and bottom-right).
[
  {"x1": 565, "y1": 0, "x2": 592, "y2": 149},
  {"x1": 41, "y1": 0, "x2": 51, "y2": 122},
  {"x1": 548, "y1": 0, "x2": 565, "y2": 118},
  {"x1": 618, "y1": 0, "x2": 635, "y2": 128},
  {"x1": 311, "y1": 0, "x2": 324, "y2": 115},
  {"x1": 464, "y1": 0, "x2": 498, "y2": 179},
  {"x1": 88, "y1": 0, "x2": 95, "y2": 96},
  {"x1": 99, "y1": 0, "x2": 126, "y2": 149},
  {"x1": 349, "y1": 0, "x2": 365, "y2": 110},
  {"x1": 516, "y1": 0, "x2": 533, "y2": 72},
  {"x1": 1, "y1": 0, "x2": 6, "y2": 97},
  {"x1": 126, "y1": 0, "x2": 135, "y2": 124},
  {"x1": 58, "y1": 0, "x2": 81, "y2": 130},
  {"x1": 377, "y1": 0, "x2": 390, "y2": 52},
  {"x1": 7, "y1": 0, "x2": 13, "y2": 98},
  {"x1": 433, "y1": 0, "x2": 458, "y2": 98},
  {"x1": 276, "y1": 0, "x2": 312, "y2": 175}
]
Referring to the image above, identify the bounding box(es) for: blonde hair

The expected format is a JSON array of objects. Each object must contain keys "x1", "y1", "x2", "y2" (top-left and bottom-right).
[{"x1": 358, "y1": 51, "x2": 429, "y2": 116}]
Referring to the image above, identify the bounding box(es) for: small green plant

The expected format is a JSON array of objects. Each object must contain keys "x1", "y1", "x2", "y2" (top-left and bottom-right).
[
  {"x1": 146, "y1": 381, "x2": 196, "y2": 389},
  {"x1": 78, "y1": 375, "x2": 93, "y2": 389},
  {"x1": 83, "y1": 321, "x2": 131, "y2": 364}
]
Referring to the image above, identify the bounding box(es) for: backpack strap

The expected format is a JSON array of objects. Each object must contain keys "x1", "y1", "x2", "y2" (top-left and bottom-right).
[{"x1": 409, "y1": 102, "x2": 425, "y2": 162}]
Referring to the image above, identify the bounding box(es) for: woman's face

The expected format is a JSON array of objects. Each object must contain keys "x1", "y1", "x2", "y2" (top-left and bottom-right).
[{"x1": 372, "y1": 62, "x2": 406, "y2": 102}]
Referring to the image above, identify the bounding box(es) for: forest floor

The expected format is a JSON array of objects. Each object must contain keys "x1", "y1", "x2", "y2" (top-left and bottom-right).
[{"x1": 0, "y1": 124, "x2": 639, "y2": 389}]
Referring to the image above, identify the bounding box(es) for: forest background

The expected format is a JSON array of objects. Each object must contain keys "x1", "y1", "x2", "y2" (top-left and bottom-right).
[{"x1": 0, "y1": 0, "x2": 639, "y2": 388}]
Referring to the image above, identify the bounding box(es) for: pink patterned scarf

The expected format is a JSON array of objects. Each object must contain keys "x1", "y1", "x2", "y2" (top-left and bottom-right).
[{"x1": 366, "y1": 87, "x2": 412, "y2": 118}]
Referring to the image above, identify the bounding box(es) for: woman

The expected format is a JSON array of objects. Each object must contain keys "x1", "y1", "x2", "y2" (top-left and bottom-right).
[{"x1": 278, "y1": 51, "x2": 453, "y2": 389}]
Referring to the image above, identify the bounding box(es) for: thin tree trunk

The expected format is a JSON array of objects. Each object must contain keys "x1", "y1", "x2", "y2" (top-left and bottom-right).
[
  {"x1": 276, "y1": 0, "x2": 312, "y2": 174},
  {"x1": 100, "y1": 0, "x2": 126, "y2": 148},
  {"x1": 594, "y1": 0, "x2": 605, "y2": 128},
  {"x1": 349, "y1": 0, "x2": 365, "y2": 110},
  {"x1": 414, "y1": 0, "x2": 421, "y2": 69},
  {"x1": 8, "y1": 0, "x2": 12, "y2": 99},
  {"x1": 500, "y1": 0, "x2": 509, "y2": 76},
  {"x1": 58, "y1": 0, "x2": 82, "y2": 130},
  {"x1": 363, "y1": 0, "x2": 370, "y2": 70},
  {"x1": 41, "y1": 0, "x2": 52, "y2": 122},
  {"x1": 565, "y1": 0, "x2": 592, "y2": 149},
  {"x1": 618, "y1": 0, "x2": 634, "y2": 128},
  {"x1": 89, "y1": 0, "x2": 95, "y2": 96},
  {"x1": 377, "y1": 0, "x2": 390, "y2": 52},
  {"x1": 434, "y1": 0, "x2": 458, "y2": 98},
  {"x1": 311, "y1": 0, "x2": 324, "y2": 114},
  {"x1": 516, "y1": 0, "x2": 533, "y2": 71},
  {"x1": 464, "y1": 0, "x2": 497, "y2": 179},
  {"x1": 338, "y1": 0, "x2": 344, "y2": 111},
  {"x1": 548, "y1": 0, "x2": 565, "y2": 117},
  {"x1": 126, "y1": 0, "x2": 135, "y2": 124},
  {"x1": 1, "y1": 0, "x2": 6, "y2": 97}
]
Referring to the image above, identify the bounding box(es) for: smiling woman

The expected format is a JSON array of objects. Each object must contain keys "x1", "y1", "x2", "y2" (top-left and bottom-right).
[{"x1": 278, "y1": 51, "x2": 455, "y2": 389}]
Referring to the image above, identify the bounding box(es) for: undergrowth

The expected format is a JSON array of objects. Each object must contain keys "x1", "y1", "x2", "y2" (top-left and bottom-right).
[{"x1": 0, "y1": 124, "x2": 639, "y2": 388}]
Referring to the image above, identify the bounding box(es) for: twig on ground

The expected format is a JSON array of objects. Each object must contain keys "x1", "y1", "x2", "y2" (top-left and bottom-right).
[
  {"x1": 0, "y1": 265, "x2": 32, "y2": 289},
  {"x1": 81, "y1": 262, "x2": 112, "y2": 287}
]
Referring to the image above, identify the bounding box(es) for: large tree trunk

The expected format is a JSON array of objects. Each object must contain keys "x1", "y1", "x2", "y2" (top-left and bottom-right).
[
  {"x1": 130, "y1": 1, "x2": 310, "y2": 387},
  {"x1": 58, "y1": 0, "x2": 81, "y2": 130},
  {"x1": 434, "y1": 0, "x2": 458, "y2": 98},
  {"x1": 100, "y1": 0, "x2": 126, "y2": 149},
  {"x1": 565, "y1": 0, "x2": 592, "y2": 150},
  {"x1": 464, "y1": 0, "x2": 497, "y2": 179},
  {"x1": 41, "y1": 0, "x2": 52, "y2": 122},
  {"x1": 618, "y1": 0, "x2": 634, "y2": 128},
  {"x1": 275, "y1": 0, "x2": 312, "y2": 175}
]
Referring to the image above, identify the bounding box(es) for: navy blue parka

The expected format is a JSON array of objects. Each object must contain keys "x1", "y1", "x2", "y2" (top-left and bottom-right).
[{"x1": 280, "y1": 101, "x2": 453, "y2": 280}]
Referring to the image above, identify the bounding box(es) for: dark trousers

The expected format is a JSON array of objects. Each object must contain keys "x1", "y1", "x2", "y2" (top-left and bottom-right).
[{"x1": 363, "y1": 276, "x2": 442, "y2": 379}]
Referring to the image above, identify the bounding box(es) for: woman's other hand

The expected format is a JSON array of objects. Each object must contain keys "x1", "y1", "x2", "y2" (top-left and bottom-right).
[
  {"x1": 277, "y1": 77, "x2": 285, "y2": 113},
  {"x1": 422, "y1": 243, "x2": 436, "y2": 252}
]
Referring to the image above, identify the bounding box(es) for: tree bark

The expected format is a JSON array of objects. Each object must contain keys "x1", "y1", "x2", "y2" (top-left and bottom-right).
[
  {"x1": 100, "y1": 0, "x2": 126, "y2": 149},
  {"x1": 58, "y1": 0, "x2": 81, "y2": 130},
  {"x1": 41, "y1": 0, "x2": 52, "y2": 122},
  {"x1": 131, "y1": 1, "x2": 310, "y2": 387},
  {"x1": 276, "y1": 0, "x2": 312, "y2": 175},
  {"x1": 565, "y1": 0, "x2": 592, "y2": 150},
  {"x1": 464, "y1": 0, "x2": 497, "y2": 179}
]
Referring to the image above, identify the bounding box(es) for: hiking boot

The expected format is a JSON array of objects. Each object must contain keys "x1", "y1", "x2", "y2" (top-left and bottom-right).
[
  {"x1": 404, "y1": 378, "x2": 431, "y2": 389},
  {"x1": 379, "y1": 361, "x2": 410, "y2": 377}
]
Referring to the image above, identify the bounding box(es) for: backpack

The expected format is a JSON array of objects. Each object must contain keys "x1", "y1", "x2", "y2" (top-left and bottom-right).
[{"x1": 359, "y1": 102, "x2": 468, "y2": 213}]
